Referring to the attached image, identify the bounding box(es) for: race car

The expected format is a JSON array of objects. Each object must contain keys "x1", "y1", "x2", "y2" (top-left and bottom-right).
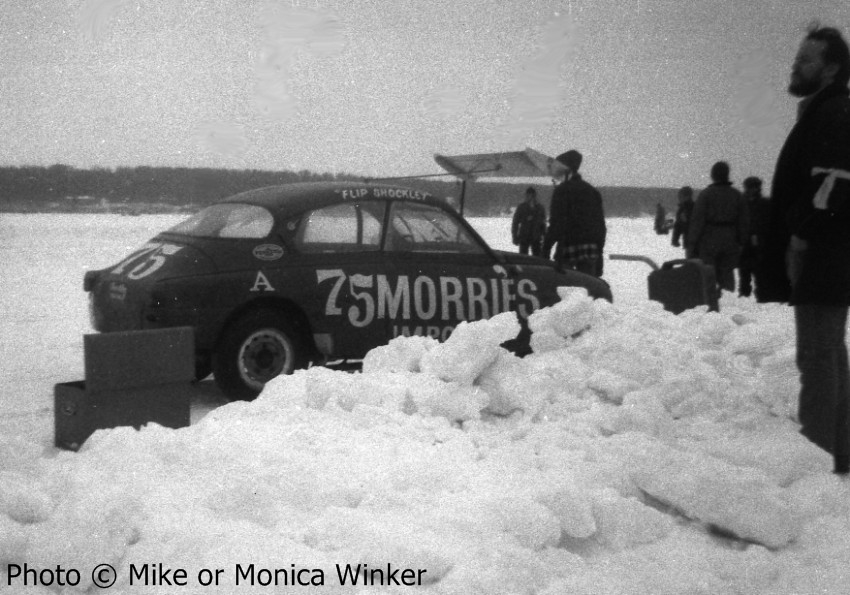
[{"x1": 84, "y1": 181, "x2": 612, "y2": 400}]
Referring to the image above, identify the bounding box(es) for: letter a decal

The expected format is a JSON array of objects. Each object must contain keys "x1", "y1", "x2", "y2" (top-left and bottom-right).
[{"x1": 250, "y1": 270, "x2": 276, "y2": 292}]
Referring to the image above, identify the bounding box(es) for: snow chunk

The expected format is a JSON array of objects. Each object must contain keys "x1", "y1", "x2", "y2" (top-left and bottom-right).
[
  {"x1": 487, "y1": 495, "x2": 562, "y2": 550},
  {"x1": 24, "y1": 481, "x2": 141, "y2": 591},
  {"x1": 420, "y1": 313, "x2": 519, "y2": 384},
  {"x1": 0, "y1": 515, "x2": 27, "y2": 564},
  {"x1": 304, "y1": 508, "x2": 455, "y2": 584},
  {"x1": 362, "y1": 334, "x2": 439, "y2": 373},
  {"x1": 528, "y1": 287, "x2": 597, "y2": 349},
  {"x1": 408, "y1": 375, "x2": 488, "y2": 422},
  {"x1": 525, "y1": 350, "x2": 593, "y2": 402},
  {"x1": 0, "y1": 473, "x2": 54, "y2": 524},
  {"x1": 590, "y1": 488, "x2": 675, "y2": 549},
  {"x1": 477, "y1": 351, "x2": 551, "y2": 417},
  {"x1": 587, "y1": 370, "x2": 640, "y2": 405},
  {"x1": 604, "y1": 388, "x2": 672, "y2": 436},
  {"x1": 538, "y1": 485, "x2": 597, "y2": 539},
  {"x1": 632, "y1": 443, "x2": 805, "y2": 548}
]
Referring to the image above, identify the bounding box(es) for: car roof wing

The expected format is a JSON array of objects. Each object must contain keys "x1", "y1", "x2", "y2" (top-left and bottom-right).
[
  {"x1": 433, "y1": 147, "x2": 557, "y2": 180},
  {"x1": 367, "y1": 148, "x2": 556, "y2": 216},
  {"x1": 432, "y1": 147, "x2": 556, "y2": 215}
]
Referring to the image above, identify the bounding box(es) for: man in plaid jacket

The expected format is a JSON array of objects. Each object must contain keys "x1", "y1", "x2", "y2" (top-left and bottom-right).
[{"x1": 543, "y1": 150, "x2": 607, "y2": 277}]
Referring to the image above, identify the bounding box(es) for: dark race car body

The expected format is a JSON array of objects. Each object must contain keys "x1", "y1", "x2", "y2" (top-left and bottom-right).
[{"x1": 85, "y1": 182, "x2": 612, "y2": 399}]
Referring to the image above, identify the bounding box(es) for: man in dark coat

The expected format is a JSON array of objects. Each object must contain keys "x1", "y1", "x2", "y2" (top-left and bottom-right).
[
  {"x1": 542, "y1": 150, "x2": 607, "y2": 277},
  {"x1": 687, "y1": 161, "x2": 749, "y2": 293},
  {"x1": 511, "y1": 186, "x2": 546, "y2": 256},
  {"x1": 759, "y1": 25, "x2": 850, "y2": 475},
  {"x1": 671, "y1": 186, "x2": 694, "y2": 252},
  {"x1": 738, "y1": 176, "x2": 771, "y2": 298}
]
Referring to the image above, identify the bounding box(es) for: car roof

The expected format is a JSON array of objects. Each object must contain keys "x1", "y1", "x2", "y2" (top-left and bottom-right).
[{"x1": 220, "y1": 181, "x2": 450, "y2": 217}]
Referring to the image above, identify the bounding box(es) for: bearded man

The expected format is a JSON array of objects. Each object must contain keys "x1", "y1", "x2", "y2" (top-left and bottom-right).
[{"x1": 760, "y1": 25, "x2": 850, "y2": 475}]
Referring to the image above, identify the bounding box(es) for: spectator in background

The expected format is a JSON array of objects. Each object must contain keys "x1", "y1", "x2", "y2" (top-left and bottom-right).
[
  {"x1": 687, "y1": 161, "x2": 749, "y2": 293},
  {"x1": 671, "y1": 186, "x2": 695, "y2": 254},
  {"x1": 543, "y1": 149, "x2": 607, "y2": 277},
  {"x1": 738, "y1": 176, "x2": 770, "y2": 298},
  {"x1": 511, "y1": 186, "x2": 547, "y2": 256},
  {"x1": 654, "y1": 202, "x2": 669, "y2": 235}
]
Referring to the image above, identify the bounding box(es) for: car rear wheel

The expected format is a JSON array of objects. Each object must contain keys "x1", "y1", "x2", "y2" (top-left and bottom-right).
[{"x1": 213, "y1": 309, "x2": 307, "y2": 401}]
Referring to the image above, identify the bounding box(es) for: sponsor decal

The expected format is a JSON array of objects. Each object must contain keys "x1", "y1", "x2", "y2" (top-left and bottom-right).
[
  {"x1": 316, "y1": 269, "x2": 540, "y2": 328},
  {"x1": 393, "y1": 324, "x2": 455, "y2": 341},
  {"x1": 335, "y1": 187, "x2": 432, "y2": 201},
  {"x1": 108, "y1": 282, "x2": 127, "y2": 301},
  {"x1": 110, "y1": 242, "x2": 184, "y2": 280},
  {"x1": 337, "y1": 188, "x2": 370, "y2": 200},
  {"x1": 253, "y1": 244, "x2": 284, "y2": 261},
  {"x1": 372, "y1": 187, "x2": 431, "y2": 200},
  {"x1": 250, "y1": 271, "x2": 276, "y2": 292}
]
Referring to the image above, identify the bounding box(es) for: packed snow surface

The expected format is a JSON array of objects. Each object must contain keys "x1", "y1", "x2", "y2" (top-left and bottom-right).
[{"x1": 1, "y1": 213, "x2": 849, "y2": 594}]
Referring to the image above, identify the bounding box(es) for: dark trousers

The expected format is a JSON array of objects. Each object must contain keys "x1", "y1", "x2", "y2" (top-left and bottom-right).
[
  {"x1": 699, "y1": 248, "x2": 739, "y2": 293},
  {"x1": 739, "y1": 248, "x2": 760, "y2": 297},
  {"x1": 738, "y1": 263, "x2": 755, "y2": 297},
  {"x1": 795, "y1": 304, "x2": 850, "y2": 473},
  {"x1": 572, "y1": 258, "x2": 598, "y2": 276},
  {"x1": 519, "y1": 240, "x2": 542, "y2": 257}
]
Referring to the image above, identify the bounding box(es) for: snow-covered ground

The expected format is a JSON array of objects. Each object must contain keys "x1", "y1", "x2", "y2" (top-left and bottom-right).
[{"x1": 1, "y1": 212, "x2": 847, "y2": 595}]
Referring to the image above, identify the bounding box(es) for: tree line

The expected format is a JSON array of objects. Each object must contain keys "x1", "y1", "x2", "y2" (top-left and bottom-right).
[{"x1": 0, "y1": 164, "x2": 679, "y2": 218}]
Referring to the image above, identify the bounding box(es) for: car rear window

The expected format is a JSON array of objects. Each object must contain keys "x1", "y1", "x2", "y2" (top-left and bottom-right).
[{"x1": 167, "y1": 204, "x2": 274, "y2": 239}]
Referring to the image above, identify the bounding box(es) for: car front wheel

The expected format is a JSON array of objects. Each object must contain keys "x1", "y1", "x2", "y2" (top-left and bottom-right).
[{"x1": 213, "y1": 309, "x2": 307, "y2": 401}]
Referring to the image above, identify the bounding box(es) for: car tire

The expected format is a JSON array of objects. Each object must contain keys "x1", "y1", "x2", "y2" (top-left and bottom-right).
[{"x1": 213, "y1": 309, "x2": 307, "y2": 401}]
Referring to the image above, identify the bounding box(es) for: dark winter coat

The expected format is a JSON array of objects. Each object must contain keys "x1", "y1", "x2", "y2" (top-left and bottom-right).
[
  {"x1": 741, "y1": 194, "x2": 771, "y2": 266},
  {"x1": 671, "y1": 199, "x2": 694, "y2": 247},
  {"x1": 760, "y1": 82, "x2": 850, "y2": 305},
  {"x1": 512, "y1": 200, "x2": 546, "y2": 245},
  {"x1": 543, "y1": 174, "x2": 607, "y2": 256},
  {"x1": 687, "y1": 182, "x2": 749, "y2": 259}
]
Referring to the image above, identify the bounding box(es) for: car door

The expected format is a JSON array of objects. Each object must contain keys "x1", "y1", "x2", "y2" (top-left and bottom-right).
[
  {"x1": 284, "y1": 200, "x2": 392, "y2": 358},
  {"x1": 383, "y1": 200, "x2": 520, "y2": 341}
]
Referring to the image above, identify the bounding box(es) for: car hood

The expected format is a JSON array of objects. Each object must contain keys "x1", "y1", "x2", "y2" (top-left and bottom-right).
[
  {"x1": 493, "y1": 250, "x2": 613, "y2": 302},
  {"x1": 494, "y1": 250, "x2": 552, "y2": 266}
]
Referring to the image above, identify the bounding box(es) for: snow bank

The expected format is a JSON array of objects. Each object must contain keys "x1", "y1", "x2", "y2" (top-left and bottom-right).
[{"x1": 1, "y1": 283, "x2": 847, "y2": 594}]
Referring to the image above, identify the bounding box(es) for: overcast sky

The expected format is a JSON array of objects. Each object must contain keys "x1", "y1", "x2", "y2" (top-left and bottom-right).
[{"x1": 3, "y1": 0, "x2": 850, "y2": 189}]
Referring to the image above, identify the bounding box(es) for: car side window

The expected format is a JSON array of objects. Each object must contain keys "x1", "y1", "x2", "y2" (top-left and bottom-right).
[
  {"x1": 386, "y1": 201, "x2": 485, "y2": 254},
  {"x1": 294, "y1": 202, "x2": 384, "y2": 253}
]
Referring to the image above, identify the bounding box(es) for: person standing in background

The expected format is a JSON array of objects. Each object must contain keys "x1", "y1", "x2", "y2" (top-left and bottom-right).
[
  {"x1": 671, "y1": 186, "x2": 695, "y2": 255},
  {"x1": 543, "y1": 150, "x2": 607, "y2": 277},
  {"x1": 759, "y1": 25, "x2": 850, "y2": 475},
  {"x1": 654, "y1": 202, "x2": 669, "y2": 235},
  {"x1": 511, "y1": 186, "x2": 547, "y2": 256},
  {"x1": 687, "y1": 161, "x2": 749, "y2": 294},
  {"x1": 738, "y1": 176, "x2": 771, "y2": 298}
]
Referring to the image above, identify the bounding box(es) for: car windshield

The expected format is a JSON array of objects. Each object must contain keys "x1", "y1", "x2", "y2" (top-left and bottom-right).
[
  {"x1": 387, "y1": 201, "x2": 484, "y2": 253},
  {"x1": 167, "y1": 203, "x2": 274, "y2": 239}
]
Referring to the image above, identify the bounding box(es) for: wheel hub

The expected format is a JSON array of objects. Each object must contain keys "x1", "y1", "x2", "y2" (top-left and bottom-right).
[{"x1": 239, "y1": 329, "x2": 292, "y2": 388}]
